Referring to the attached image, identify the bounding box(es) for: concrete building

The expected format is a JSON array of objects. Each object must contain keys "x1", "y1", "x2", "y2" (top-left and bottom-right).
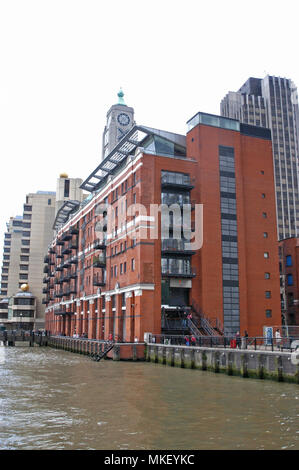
[
  {"x1": 1, "y1": 216, "x2": 23, "y2": 298},
  {"x1": 221, "y1": 75, "x2": 299, "y2": 241},
  {"x1": 0, "y1": 175, "x2": 85, "y2": 330},
  {"x1": 44, "y1": 111, "x2": 281, "y2": 340}
]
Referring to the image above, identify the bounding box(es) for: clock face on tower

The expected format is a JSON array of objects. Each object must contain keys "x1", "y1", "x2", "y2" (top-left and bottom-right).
[{"x1": 117, "y1": 113, "x2": 130, "y2": 126}]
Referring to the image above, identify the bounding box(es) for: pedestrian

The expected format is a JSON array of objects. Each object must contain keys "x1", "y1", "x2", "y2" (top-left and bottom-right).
[
  {"x1": 241, "y1": 331, "x2": 248, "y2": 349},
  {"x1": 236, "y1": 331, "x2": 241, "y2": 348},
  {"x1": 185, "y1": 335, "x2": 190, "y2": 346},
  {"x1": 191, "y1": 335, "x2": 196, "y2": 346},
  {"x1": 275, "y1": 329, "x2": 282, "y2": 350}
]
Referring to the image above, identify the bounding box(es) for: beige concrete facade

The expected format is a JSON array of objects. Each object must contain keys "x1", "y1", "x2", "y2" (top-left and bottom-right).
[{"x1": 0, "y1": 176, "x2": 85, "y2": 330}]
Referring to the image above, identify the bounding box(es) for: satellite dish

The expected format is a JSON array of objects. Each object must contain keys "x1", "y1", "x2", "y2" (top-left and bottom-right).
[{"x1": 291, "y1": 341, "x2": 299, "y2": 365}]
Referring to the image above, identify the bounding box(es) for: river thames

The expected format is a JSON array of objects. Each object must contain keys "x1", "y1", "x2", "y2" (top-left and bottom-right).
[{"x1": 0, "y1": 346, "x2": 298, "y2": 450}]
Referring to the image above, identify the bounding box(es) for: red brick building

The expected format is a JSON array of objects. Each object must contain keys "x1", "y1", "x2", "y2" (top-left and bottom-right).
[
  {"x1": 44, "y1": 113, "x2": 281, "y2": 340},
  {"x1": 279, "y1": 237, "x2": 299, "y2": 326}
]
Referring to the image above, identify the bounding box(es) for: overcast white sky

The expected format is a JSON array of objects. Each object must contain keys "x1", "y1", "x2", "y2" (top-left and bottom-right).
[{"x1": 0, "y1": 0, "x2": 299, "y2": 266}]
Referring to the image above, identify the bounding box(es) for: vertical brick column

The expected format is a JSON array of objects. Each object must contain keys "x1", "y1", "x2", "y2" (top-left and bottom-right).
[
  {"x1": 114, "y1": 293, "x2": 123, "y2": 342},
  {"x1": 96, "y1": 296, "x2": 102, "y2": 340},
  {"x1": 75, "y1": 300, "x2": 82, "y2": 336},
  {"x1": 104, "y1": 295, "x2": 112, "y2": 340},
  {"x1": 82, "y1": 300, "x2": 88, "y2": 336},
  {"x1": 88, "y1": 299, "x2": 96, "y2": 339},
  {"x1": 65, "y1": 314, "x2": 71, "y2": 336},
  {"x1": 133, "y1": 289, "x2": 143, "y2": 342},
  {"x1": 70, "y1": 311, "x2": 75, "y2": 337},
  {"x1": 125, "y1": 292, "x2": 133, "y2": 342}
]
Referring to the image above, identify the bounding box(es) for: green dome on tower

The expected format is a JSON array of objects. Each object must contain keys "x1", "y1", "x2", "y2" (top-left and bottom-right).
[{"x1": 117, "y1": 88, "x2": 126, "y2": 105}]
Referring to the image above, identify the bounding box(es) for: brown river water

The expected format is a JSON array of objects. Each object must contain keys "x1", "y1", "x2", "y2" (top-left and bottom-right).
[{"x1": 0, "y1": 346, "x2": 298, "y2": 450}]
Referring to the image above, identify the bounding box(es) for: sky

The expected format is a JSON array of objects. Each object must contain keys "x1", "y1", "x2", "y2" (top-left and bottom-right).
[{"x1": 0, "y1": 0, "x2": 299, "y2": 266}]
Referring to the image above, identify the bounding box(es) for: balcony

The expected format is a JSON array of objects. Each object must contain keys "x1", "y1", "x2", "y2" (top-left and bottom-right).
[
  {"x1": 70, "y1": 227, "x2": 79, "y2": 235},
  {"x1": 43, "y1": 276, "x2": 49, "y2": 284},
  {"x1": 56, "y1": 265, "x2": 63, "y2": 272},
  {"x1": 43, "y1": 265, "x2": 49, "y2": 274},
  {"x1": 161, "y1": 239, "x2": 195, "y2": 255},
  {"x1": 70, "y1": 271, "x2": 77, "y2": 279},
  {"x1": 61, "y1": 232, "x2": 72, "y2": 241},
  {"x1": 70, "y1": 257, "x2": 78, "y2": 265},
  {"x1": 161, "y1": 266, "x2": 196, "y2": 278},
  {"x1": 56, "y1": 253, "x2": 63, "y2": 259},
  {"x1": 92, "y1": 254, "x2": 106, "y2": 268},
  {"x1": 94, "y1": 238, "x2": 107, "y2": 250},
  {"x1": 70, "y1": 242, "x2": 78, "y2": 250},
  {"x1": 62, "y1": 246, "x2": 71, "y2": 255},
  {"x1": 49, "y1": 247, "x2": 56, "y2": 254},
  {"x1": 42, "y1": 287, "x2": 48, "y2": 294},
  {"x1": 56, "y1": 239, "x2": 64, "y2": 246},
  {"x1": 93, "y1": 274, "x2": 106, "y2": 287},
  {"x1": 161, "y1": 173, "x2": 195, "y2": 190},
  {"x1": 44, "y1": 255, "x2": 49, "y2": 263}
]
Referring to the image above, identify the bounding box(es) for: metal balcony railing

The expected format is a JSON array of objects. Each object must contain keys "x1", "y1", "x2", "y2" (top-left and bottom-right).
[
  {"x1": 161, "y1": 266, "x2": 196, "y2": 278},
  {"x1": 161, "y1": 173, "x2": 194, "y2": 189},
  {"x1": 161, "y1": 238, "x2": 195, "y2": 253}
]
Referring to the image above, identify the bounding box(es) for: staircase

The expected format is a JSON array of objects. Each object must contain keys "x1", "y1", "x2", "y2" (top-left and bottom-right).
[
  {"x1": 91, "y1": 342, "x2": 114, "y2": 361},
  {"x1": 191, "y1": 302, "x2": 224, "y2": 337},
  {"x1": 187, "y1": 317, "x2": 204, "y2": 337}
]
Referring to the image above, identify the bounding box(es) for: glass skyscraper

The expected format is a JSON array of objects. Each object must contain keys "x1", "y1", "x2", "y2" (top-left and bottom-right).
[{"x1": 221, "y1": 75, "x2": 299, "y2": 240}]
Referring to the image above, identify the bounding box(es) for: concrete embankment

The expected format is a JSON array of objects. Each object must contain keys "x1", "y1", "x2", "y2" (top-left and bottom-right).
[
  {"x1": 146, "y1": 343, "x2": 299, "y2": 384},
  {"x1": 12, "y1": 335, "x2": 298, "y2": 384}
]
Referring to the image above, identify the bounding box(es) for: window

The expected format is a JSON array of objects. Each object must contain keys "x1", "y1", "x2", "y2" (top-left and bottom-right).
[
  {"x1": 124, "y1": 262, "x2": 127, "y2": 273},
  {"x1": 263, "y1": 232, "x2": 268, "y2": 238},
  {"x1": 64, "y1": 179, "x2": 70, "y2": 197},
  {"x1": 131, "y1": 258, "x2": 135, "y2": 271},
  {"x1": 262, "y1": 212, "x2": 267, "y2": 218},
  {"x1": 48, "y1": 199, "x2": 52, "y2": 205},
  {"x1": 287, "y1": 273, "x2": 294, "y2": 286},
  {"x1": 20, "y1": 265, "x2": 28, "y2": 271},
  {"x1": 120, "y1": 263, "x2": 123, "y2": 274},
  {"x1": 286, "y1": 255, "x2": 292, "y2": 266},
  {"x1": 265, "y1": 291, "x2": 271, "y2": 299},
  {"x1": 265, "y1": 272, "x2": 271, "y2": 279},
  {"x1": 114, "y1": 265, "x2": 117, "y2": 277},
  {"x1": 265, "y1": 309, "x2": 272, "y2": 318},
  {"x1": 262, "y1": 193, "x2": 266, "y2": 198},
  {"x1": 264, "y1": 252, "x2": 269, "y2": 258}
]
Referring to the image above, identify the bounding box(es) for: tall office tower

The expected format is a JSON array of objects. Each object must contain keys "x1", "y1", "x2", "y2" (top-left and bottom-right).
[
  {"x1": 55, "y1": 174, "x2": 84, "y2": 217},
  {"x1": 22, "y1": 191, "x2": 56, "y2": 328},
  {"x1": 0, "y1": 216, "x2": 24, "y2": 299},
  {"x1": 221, "y1": 75, "x2": 299, "y2": 240},
  {"x1": 102, "y1": 89, "x2": 135, "y2": 160}
]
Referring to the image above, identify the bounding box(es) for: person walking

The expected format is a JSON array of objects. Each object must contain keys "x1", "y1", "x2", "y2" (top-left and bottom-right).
[
  {"x1": 275, "y1": 329, "x2": 282, "y2": 350},
  {"x1": 236, "y1": 331, "x2": 241, "y2": 348}
]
